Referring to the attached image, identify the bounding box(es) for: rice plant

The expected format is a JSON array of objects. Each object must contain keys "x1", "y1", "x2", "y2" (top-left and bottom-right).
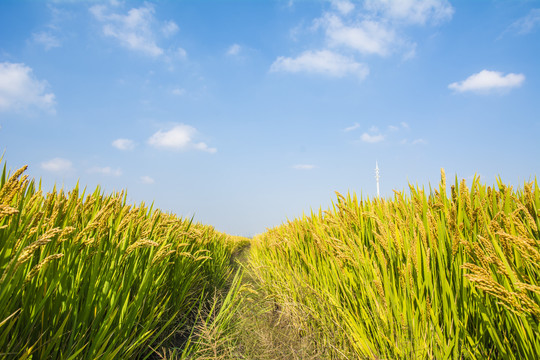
[
  {"x1": 0, "y1": 162, "x2": 247, "y2": 359},
  {"x1": 3, "y1": 158, "x2": 538, "y2": 359},
  {"x1": 249, "y1": 170, "x2": 540, "y2": 359}
]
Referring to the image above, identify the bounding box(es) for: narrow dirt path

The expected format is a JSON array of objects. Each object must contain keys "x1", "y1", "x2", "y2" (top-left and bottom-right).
[{"x1": 209, "y1": 244, "x2": 322, "y2": 360}]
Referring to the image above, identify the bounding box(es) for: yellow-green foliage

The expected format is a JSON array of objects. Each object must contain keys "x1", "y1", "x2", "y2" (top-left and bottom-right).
[
  {"x1": 250, "y1": 171, "x2": 540, "y2": 359},
  {"x1": 0, "y1": 163, "x2": 244, "y2": 360}
]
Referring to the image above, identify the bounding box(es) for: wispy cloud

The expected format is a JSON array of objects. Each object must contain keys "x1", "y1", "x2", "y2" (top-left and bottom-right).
[
  {"x1": 88, "y1": 166, "x2": 122, "y2": 176},
  {"x1": 161, "y1": 20, "x2": 179, "y2": 37},
  {"x1": 141, "y1": 175, "x2": 155, "y2": 184},
  {"x1": 344, "y1": 123, "x2": 360, "y2": 132},
  {"x1": 193, "y1": 142, "x2": 217, "y2": 153},
  {"x1": 507, "y1": 9, "x2": 540, "y2": 35},
  {"x1": 401, "y1": 138, "x2": 428, "y2": 145},
  {"x1": 351, "y1": 122, "x2": 413, "y2": 144},
  {"x1": 412, "y1": 138, "x2": 427, "y2": 145},
  {"x1": 226, "y1": 43, "x2": 241, "y2": 56},
  {"x1": 0, "y1": 62, "x2": 56, "y2": 113},
  {"x1": 360, "y1": 133, "x2": 385, "y2": 143},
  {"x1": 292, "y1": 164, "x2": 316, "y2": 170},
  {"x1": 32, "y1": 32, "x2": 61, "y2": 50},
  {"x1": 112, "y1": 138, "x2": 135, "y2": 150},
  {"x1": 90, "y1": 3, "x2": 184, "y2": 58},
  {"x1": 449, "y1": 70, "x2": 525, "y2": 94},
  {"x1": 271, "y1": 50, "x2": 369, "y2": 79},
  {"x1": 389, "y1": 122, "x2": 409, "y2": 131},
  {"x1": 331, "y1": 0, "x2": 355, "y2": 15},
  {"x1": 364, "y1": 0, "x2": 454, "y2": 25},
  {"x1": 30, "y1": 5, "x2": 71, "y2": 51},
  {"x1": 41, "y1": 157, "x2": 72, "y2": 172},
  {"x1": 148, "y1": 124, "x2": 217, "y2": 153}
]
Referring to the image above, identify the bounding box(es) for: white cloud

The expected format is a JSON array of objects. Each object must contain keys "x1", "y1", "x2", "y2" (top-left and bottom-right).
[
  {"x1": 364, "y1": 0, "x2": 454, "y2": 25},
  {"x1": 90, "y1": 3, "x2": 180, "y2": 58},
  {"x1": 141, "y1": 175, "x2": 155, "y2": 184},
  {"x1": 508, "y1": 9, "x2": 540, "y2": 35},
  {"x1": 162, "y1": 20, "x2": 179, "y2": 37},
  {"x1": 412, "y1": 138, "x2": 427, "y2": 145},
  {"x1": 274, "y1": 0, "x2": 452, "y2": 82},
  {"x1": 41, "y1": 158, "x2": 72, "y2": 172},
  {"x1": 401, "y1": 138, "x2": 428, "y2": 145},
  {"x1": 0, "y1": 62, "x2": 56, "y2": 113},
  {"x1": 193, "y1": 142, "x2": 217, "y2": 154},
  {"x1": 331, "y1": 0, "x2": 355, "y2": 15},
  {"x1": 30, "y1": 5, "x2": 71, "y2": 51},
  {"x1": 270, "y1": 50, "x2": 369, "y2": 79},
  {"x1": 344, "y1": 123, "x2": 360, "y2": 132},
  {"x1": 355, "y1": 122, "x2": 415, "y2": 144},
  {"x1": 175, "y1": 47, "x2": 187, "y2": 60},
  {"x1": 388, "y1": 122, "x2": 409, "y2": 131},
  {"x1": 88, "y1": 166, "x2": 122, "y2": 176},
  {"x1": 149, "y1": 125, "x2": 192, "y2": 149},
  {"x1": 292, "y1": 164, "x2": 316, "y2": 170},
  {"x1": 449, "y1": 70, "x2": 525, "y2": 94},
  {"x1": 112, "y1": 138, "x2": 135, "y2": 150},
  {"x1": 227, "y1": 43, "x2": 241, "y2": 56},
  {"x1": 308, "y1": 0, "x2": 452, "y2": 61},
  {"x1": 360, "y1": 133, "x2": 384, "y2": 143},
  {"x1": 318, "y1": 14, "x2": 398, "y2": 56},
  {"x1": 32, "y1": 32, "x2": 61, "y2": 50},
  {"x1": 148, "y1": 124, "x2": 217, "y2": 153}
]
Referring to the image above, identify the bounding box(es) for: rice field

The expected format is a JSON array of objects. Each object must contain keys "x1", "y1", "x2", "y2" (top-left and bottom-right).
[
  {"x1": 0, "y1": 161, "x2": 247, "y2": 359},
  {"x1": 1, "y1": 159, "x2": 539, "y2": 359},
  {"x1": 249, "y1": 170, "x2": 540, "y2": 359}
]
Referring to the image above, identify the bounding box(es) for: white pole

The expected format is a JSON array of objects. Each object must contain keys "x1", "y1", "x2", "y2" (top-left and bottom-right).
[{"x1": 375, "y1": 161, "x2": 380, "y2": 197}]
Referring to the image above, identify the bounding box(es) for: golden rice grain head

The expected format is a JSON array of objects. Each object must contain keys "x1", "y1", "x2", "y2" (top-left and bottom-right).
[
  {"x1": 496, "y1": 231, "x2": 540, "y2": 264},
  {"x1": 17, "y1": 238, "x2": 53, "y2": 265},
  {"x1": 58, "y1": 226, "x2": 76, "y2": 242},
  {"x1": 415, "y1": 213, "x2": 428, "y2": 249},
  {"x1": 516, "y1": 281, "x2": 540, "y2": 295},
  {"x1": 410, "y1": 236, "x2": 418, "y2": 273},
  {"x1": 514, "y1": 203, "x2": 538, "y2": 233},
  {"x1": 178, "y1": 252, "x2": 195, "y2": 259},
  {"x1": 0, "y1": 165, "x2": 28, "y2": 202},
  {"x1": 514, "y1": 292, "x2": 540, "y2": 318},
  {"x1": 440, "y1": 168, "x2": 446, "y2": 190},
  {"x1": 41, "y1": 227, "x2": 63, "y2": 240},
  {"x1": 152, "y1": 244, "x2": 176, "y2": 265},
  {"x1": 373, "y1": 277, "x2": 387, "y2": 309},
  {"x1": 195, "y1": 255, "x2": 212, "y2": 261},
  {"x1": 463, "y1": 264, "x2": 512, "y2": 300},
  {"x1": 24, "y1": 253, "x2": 64, "y2": 283},
  {"x1": 125, "y1": 238, "x2": 159, "y2": 255},
  {"x1": 0, "y1": 204, "x2": 19, "y2": 218}
]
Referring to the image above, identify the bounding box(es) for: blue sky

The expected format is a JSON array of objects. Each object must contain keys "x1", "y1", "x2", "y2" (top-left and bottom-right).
[{"x1": 1, "y1": 0, "x2": 539, "y2": 236}]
